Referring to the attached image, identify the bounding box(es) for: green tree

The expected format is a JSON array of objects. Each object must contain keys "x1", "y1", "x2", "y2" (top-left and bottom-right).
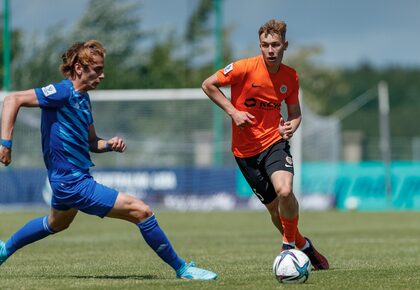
[
  {"x1": 133, "y1": 0, "x2": 233, "y2": 89},
  {"x1": 136, "y1": 37, "x2": 189, "y2": 88},
  {"x1": 72, "y1": 0, "x2": 143, "y2": 89},
  {"x1": 14, "y1": 0, "x2": 144, "y2": 90},
  {"x1": 183, "y1": 0, "x2": 233, "y2": 86},
  {"x1": 286, "y1": 46, "x2": 350, "y2": 115}
]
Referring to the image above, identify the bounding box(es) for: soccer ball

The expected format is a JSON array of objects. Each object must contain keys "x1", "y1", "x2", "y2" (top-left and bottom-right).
[{"x1": 272, "y1": 249, "x2": 311, "y2": 284}]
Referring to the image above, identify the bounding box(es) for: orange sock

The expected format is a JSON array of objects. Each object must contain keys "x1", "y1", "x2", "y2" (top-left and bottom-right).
[
  {"x1": 280, "y1": 215, "x2": 298, "y2": 244},
  {"x1": 295, "y1": 229, "x2": 307, "y2": 249}
]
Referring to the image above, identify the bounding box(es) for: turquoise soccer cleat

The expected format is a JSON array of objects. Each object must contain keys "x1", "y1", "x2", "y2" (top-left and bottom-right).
[
  {"x1": 0, "y1": 240, "x2": 8, "y2": 266},
  {"x1": 176, "y1": 261, "x2": 218, "y2": 281}
]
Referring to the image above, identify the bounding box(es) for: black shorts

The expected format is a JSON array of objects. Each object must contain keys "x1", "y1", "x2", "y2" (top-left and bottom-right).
[{"x1": 235, "y1": 140, "x2": 294, "y2": 204}]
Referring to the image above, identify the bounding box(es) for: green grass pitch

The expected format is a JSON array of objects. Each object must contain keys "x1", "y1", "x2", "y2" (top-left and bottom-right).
[{"x1": 1, "y1": 210, "x2": 420, "y2": 289}]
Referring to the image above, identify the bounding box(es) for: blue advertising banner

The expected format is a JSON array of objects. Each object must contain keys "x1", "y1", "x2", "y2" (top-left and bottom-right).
[
  {"x1": 0, "y1": 169, "x2": 47, "y2": 204},
  {"x1": 1, "y1": 162, "x2": 420, "y2": 210},
  {"x1": 0, "y1": 167, "x2": 241, "y2": 210}
]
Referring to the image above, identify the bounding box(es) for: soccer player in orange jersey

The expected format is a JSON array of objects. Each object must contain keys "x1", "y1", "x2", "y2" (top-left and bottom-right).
[{"x1": 202, "y1": 19, "x2": 329, "y2": 270}]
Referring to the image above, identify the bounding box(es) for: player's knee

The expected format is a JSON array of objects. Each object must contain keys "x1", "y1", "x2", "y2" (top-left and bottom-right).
[
  {"x1": 275, "y1": 186, "x2": 292, "y2": 198},
  {"x1": 49, "y1": 219, "x2": 72, "y2": 232},
  {"x1": 132, "y1": 201, "x2": 153, "y2": 222}
]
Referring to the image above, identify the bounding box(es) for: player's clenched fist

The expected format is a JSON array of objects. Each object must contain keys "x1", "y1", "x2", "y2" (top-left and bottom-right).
[
  {"x1": 0, "y1": 146, "x2": 12, "y2": 166},
  {"x1": 106, "y1": 136, "x2": 127, "y2": 153},
  {"x1": 232, "y1": 110, "x2": 255, "y2": 129}
]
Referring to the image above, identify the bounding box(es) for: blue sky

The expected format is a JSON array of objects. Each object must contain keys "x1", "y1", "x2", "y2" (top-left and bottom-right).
[{"x1": 3, "y1": 0, "x2": 420, "y2": 68}]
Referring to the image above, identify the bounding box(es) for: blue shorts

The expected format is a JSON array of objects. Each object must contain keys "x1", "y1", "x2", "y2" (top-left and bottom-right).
[{"x1": 50, "y1": 176, "x2": 119, "y2": 218}]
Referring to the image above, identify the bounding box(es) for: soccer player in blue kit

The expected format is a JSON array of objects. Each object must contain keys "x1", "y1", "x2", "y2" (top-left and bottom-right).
[{"x1": 0, "y1": 40, "x2": 217, "y2": 281}]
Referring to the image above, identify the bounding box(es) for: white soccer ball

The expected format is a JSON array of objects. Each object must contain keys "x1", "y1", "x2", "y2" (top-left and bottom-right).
[{"x1": 272, "y1": 249, "x2": 311, "y2": 284}]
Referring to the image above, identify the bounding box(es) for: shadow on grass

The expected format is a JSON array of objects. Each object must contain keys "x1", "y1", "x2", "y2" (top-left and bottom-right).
[{"x1": 68, "y1": 274, "x2": 159, "y2": 280}]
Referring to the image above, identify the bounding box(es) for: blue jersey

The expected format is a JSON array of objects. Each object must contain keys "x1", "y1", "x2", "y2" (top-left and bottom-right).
[{"x1": 35, "y1": 79, "x2": 94, "y2": 182}]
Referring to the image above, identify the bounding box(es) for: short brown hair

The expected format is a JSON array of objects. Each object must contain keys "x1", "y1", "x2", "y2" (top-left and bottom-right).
[
  {"x1": 60, "y1": 40, "x2": 106, "y2": 78},
  {"x1": 258, "y1": 19, "x2": 287, "y2": 40}
]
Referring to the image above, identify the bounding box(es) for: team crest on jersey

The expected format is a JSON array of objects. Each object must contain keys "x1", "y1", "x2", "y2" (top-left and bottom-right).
[
  {"x1": 223, "y1": 63, "x2": 233, "y2": 75},
  {"x1": 41, "y1": 84, "x2": 57, "y2": 96},
  {"x1": 280, "y1": 85, "x2": 287, "y2": 94}
]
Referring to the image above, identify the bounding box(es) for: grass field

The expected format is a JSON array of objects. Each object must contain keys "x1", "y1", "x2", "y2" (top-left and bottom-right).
[{"x1": 1, "y1": 210, "x2": 420, "y2": 289}]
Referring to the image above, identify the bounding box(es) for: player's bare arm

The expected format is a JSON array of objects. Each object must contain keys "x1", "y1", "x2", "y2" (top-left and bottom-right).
[
  {"x1": 0, "y1": 90, "x2": 39, "y2": 166},
  {"x1": 202, "y1": 73, "x2": 255, "y2": 128},
  {"x1": 278, "y1": 103, "x2": 302, "y2": 140},
  {"x1": 88, "y1": 124, "x2": 127, "y2": 153}
]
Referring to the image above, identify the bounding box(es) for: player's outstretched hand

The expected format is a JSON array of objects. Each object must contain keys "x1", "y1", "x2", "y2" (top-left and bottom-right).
[
  {"x1": 0, "y1": 146, "x2": 12, "y2": 166},
  {"x1": 106, "y1": 137, "x2": 127, "y2": 153}
]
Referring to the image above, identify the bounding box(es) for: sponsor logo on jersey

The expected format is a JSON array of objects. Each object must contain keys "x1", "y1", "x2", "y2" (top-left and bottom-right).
[
  {"x1": 42, "y1": 84, "x2": 57, "y2": 97},
  {"x1": 223, "y1": 63, "x2": 233, "y2": 75},
  {"x1": 243, "y1": 98, "x2": 281, "y2": 111},
  {"x1": 244, "y1": 98, "x2": 257, "y2": 107},
  {"x1": 259, "y1": 100, "x2": 281, "y2": 110},
  {"x1": 280, "y1": 85, "x2": 287, "y2": 94}
]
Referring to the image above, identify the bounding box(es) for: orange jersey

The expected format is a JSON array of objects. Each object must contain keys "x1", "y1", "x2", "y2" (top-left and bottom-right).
[{"x1": 217, "y1": 55, "x2": 299, "y2": 158}]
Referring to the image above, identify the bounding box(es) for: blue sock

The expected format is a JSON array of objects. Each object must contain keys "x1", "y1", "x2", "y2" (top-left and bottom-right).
[
  {"x1": 137, "y1": 214, "x2": 185, "y2": 271},
  {"x1": 5, "y1": 215, "x2": 55, "y2": 257}
]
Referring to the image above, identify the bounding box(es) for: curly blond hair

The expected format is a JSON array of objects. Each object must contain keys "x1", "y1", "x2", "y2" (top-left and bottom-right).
[{"x1": 60, "y1": 40, "x2": 106, "y2": 78}]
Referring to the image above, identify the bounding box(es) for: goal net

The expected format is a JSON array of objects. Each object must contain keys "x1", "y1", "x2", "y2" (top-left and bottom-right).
[{"x1": 0, "y1": 88, "x2": 340, "y2": 210}]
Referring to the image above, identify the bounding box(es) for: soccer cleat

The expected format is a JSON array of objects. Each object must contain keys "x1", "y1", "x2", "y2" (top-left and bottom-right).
[
  {"x1": 0, "y1": 240, "x2": 8, "y2": 266},
  {"x1": 302, "y1": 237, "x2": 329, "y2": 270},
  {"x1": 176, "y1": 261, "x2": 218, "y2": 281}
]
